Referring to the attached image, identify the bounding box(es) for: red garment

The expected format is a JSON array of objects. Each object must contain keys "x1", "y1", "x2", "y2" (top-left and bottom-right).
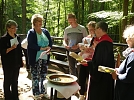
[
  {"x1": 96, "y1": 34, "x2": 113, "y2": 43},
  {"x1": 82, "y1": 34, "x2": 112, "y2": 66}
]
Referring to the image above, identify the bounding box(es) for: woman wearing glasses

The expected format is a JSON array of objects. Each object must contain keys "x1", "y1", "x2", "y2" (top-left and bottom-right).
[
  {"x1": 0, "y1": 20, "x2": 23, "y2": 100},
  {"x1": 27, "y1": 14, "x2": 52, "y2": 100}
]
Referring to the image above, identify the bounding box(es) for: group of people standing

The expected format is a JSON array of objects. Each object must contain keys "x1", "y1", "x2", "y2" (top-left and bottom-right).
[
  {"x1": 0, "y1": 12, "x2": 134, "y2": 100},
  {"x1": 63, "y1": 13, "x2": 134, "y2": 100},
  {"x1": 0, "y1": 14, "x2": 52, "y2": 100}
]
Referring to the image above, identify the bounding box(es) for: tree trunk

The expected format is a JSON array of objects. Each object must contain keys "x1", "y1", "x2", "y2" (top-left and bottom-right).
[
  {"x1": 44, "y1": 0, "x2": 49, "y2": 28},
  {"x1": 130, "y1": 0, "x2": 134, "y2": 24},
  {"x1": 121, "y1": 0, "x2": 129, "y2": 43},
  {"x1": 81, "y1": 0, "x2": 84, "y2": 25},
  {"x1": 0, "y1": 0, "x2": 4, "y2": 36},
  {"x1": 22, "y1": 0, "x2": 26, "y2": 34},
  {"x1": 89, "y1": 0, "x2": 93, "y2": 14},
  {"x1": 57, "y1": 1, "x2": 60, "y2": 36},
  {"x1": 100, "y1": 2, "x2": 105, "y2": 11},
  {"x1": 74, "y1": 0, "x2": 78, "y2": 20},
  {"x1": 77, "y1": 0, "x2": 80, "y2": 23},
  {"x1": 64, "y1": 0, "x2": 67, "y2": 28}
]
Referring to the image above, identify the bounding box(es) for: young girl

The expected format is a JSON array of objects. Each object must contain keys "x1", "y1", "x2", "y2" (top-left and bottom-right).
[{"x1": 78, "y1": 21, "x2": 96, "y2": 100}]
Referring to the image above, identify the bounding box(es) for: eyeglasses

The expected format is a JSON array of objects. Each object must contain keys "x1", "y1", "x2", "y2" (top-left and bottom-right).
[
  {"x1": 37, "y1": 20, "x2": 43, "y2": 22},
  {"x1": 95, "y1": 27, "x2": 99, "y2": 30},
  {"x1": 88, "y1": 28, "x2": 95, "y2": 32},
  {"x1": 9, "y1": 27, "x2": 18, "y2": 30}
]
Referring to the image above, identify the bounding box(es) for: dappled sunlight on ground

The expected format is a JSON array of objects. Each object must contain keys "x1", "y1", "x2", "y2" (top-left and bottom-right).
[{"x1": 0, "y1": 65, "x2": 79, "y2": 100}]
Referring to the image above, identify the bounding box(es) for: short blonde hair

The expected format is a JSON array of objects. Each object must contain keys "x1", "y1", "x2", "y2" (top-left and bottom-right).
[
  {"x1": 31, "y1": 14, "x2": 43, "y2": 28},
  {"x1": 86, "y1": 21, "x2": 96, "y2": 28},
  {"x1": 123, "y1": 25, "x2": 134, "y2": 39}
]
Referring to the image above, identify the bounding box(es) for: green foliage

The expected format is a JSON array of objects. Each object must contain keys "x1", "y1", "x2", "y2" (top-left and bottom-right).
[
  {"x1": 88, "y1": 11, "x2": 122, "y2": 27},
  {"x1": 1, "y1": 0, "x2": 134, "y2": 41}
]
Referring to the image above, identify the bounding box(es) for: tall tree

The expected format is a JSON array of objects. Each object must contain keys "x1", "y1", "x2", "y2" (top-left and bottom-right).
[
  {"x1": 81, "y1": 0, "x2": 84, "y2": 24},
  {"x1": 44, "y1": 0, "x2": 49, "y2": 28},
  {"x1": 0, "y1": 0, "x2": 5, "y2": 36},
  {"x1": 130, "y1": 0, "x2": 134, "y2": 24},
  {"x1": 22, "y1": 0, "x2": 26, "y2": 34},
  {"x1": 100, "y1": 2, "x2": 105, "y2": 11},
  {"x1": 89, "y1": 0, "x2": 93, "y2": 13},
  {"x1": 63, "y1": 0, "x2": 67, "y2": 28},
  {"x1": 57, "y1": 0, "x2": 61, "y2": 36},
  {"x1": 74, "y1": 0, "x2": 78, "y2": 19},
  {"x1": 121, "y1": 0, "x2": 129, "y2": 43}
]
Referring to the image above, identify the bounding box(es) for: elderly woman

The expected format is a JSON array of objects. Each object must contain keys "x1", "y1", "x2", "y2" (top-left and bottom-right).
[
  {"x1": 27, "y1": 14, "x2": 52, "y2": 100},
  {"x1": 0, "y1": 20, "x2": 23, "y2": 100},
  {"x1": 112, "y1": 25, "x2": 134, "y2": 100}
]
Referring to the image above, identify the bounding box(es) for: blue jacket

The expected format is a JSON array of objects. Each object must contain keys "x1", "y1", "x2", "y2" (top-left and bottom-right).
[{"x1": 27, "y1": 28, "x2": 52, "y2": 67}]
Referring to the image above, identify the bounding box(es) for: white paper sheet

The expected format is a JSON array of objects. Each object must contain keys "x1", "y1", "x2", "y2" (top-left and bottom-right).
[
  {"x1": 39, "y1": 51, "x2": 48, "y2": 60},
  {"x1": 10, "y1": 37, "x2": 19, "y2": 46},
  {"x1": 21, "y1": 38, "x2": 28, "y2": 49},
  {"x1": 44, "y1": 80, "x2": 80, "y2": 99}
]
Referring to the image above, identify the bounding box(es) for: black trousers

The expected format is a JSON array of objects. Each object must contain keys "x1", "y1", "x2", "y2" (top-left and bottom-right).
[
  {"x1": 78, "y1": 65, "x2": 89, "y2": 95},
  {"x1": 3, "y1": 67, "x2": 20, "y2": 100}
]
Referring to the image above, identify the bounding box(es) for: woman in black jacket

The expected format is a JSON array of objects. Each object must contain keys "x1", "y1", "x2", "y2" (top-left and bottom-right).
[{"x1": 0, "y1": 20, "x2": 23, "y2": 100}]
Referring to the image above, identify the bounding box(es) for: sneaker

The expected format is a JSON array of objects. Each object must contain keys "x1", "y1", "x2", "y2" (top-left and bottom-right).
[{"x1": 79, "y1": 95, "x2": 85, "y2": 100}]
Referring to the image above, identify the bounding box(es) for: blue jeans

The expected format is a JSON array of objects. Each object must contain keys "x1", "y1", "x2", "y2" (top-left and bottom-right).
[{"x1": 30, "y1": 59, "x2": 48, "y2": 96}]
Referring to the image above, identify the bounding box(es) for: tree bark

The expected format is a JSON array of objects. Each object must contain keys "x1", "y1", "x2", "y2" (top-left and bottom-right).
[
  {"x1": 44, "y1": 0, "x2": 49, "y2": 28},
  {"x1": 100, "y1": 2, "x2": 105, "y2": 11},
  {"x1": 74, "y1": 0, "x2": 78, "y2": 20},
  {"x1": 0, "y1": 0, "x2": 4, "y2": 36},
  {"x1": 81, "y1": 0, "x2": 84, "y2": 25},
  {"x1": 130, "y1": 0, "x2": 134, "y2": 24},
  {"x1": 121, "y1": 0, "x2": 129, "y2": 43},
  {"x1": 89, "y1": 0, "x2": 93, "y2": 14},
  {"x1": 22, "y1": 0, "x2": 26, "y2": 34},
  {"x1": 57, "y1": 1, "x2": 60, "y2": 36}
]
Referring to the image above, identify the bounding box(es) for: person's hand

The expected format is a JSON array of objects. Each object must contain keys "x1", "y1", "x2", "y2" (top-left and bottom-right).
[
  {"x1": 85, "y1": 46, "x2": 94, "y2": 53},
  {"x1": 79, "y1": 59, "x2": 87, "y2": 65},
  {"x1": 45, "y1": 46, "x2": 51, "y2": 51},
  {"x1": 12, "y1": 44, "x2": 17, "y2": 49},
  {"x1": 41, "y1": 46, "x2": 51, "y2": 51},
  {"x1": 111, "y1": 70, "x2": 118, "y2": 80},
  {"x1": 65, "y1": 45, "x2": 70, "y2": 49},
  {"x1": 71, "y1": 45, "x2": 79, "y2": 50},
  {"x1": 46, "y1": 47, "x2": 51, "y2": 54},
  {"x1": 40, "y1": 51, "x2": 47, "y2": 58},
  {"x1": 93, "y1": 40, "x2": 98, "y2": 48},
  {"x1": 6, "y1": 44, "x2": 17, "y2": 53}
]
